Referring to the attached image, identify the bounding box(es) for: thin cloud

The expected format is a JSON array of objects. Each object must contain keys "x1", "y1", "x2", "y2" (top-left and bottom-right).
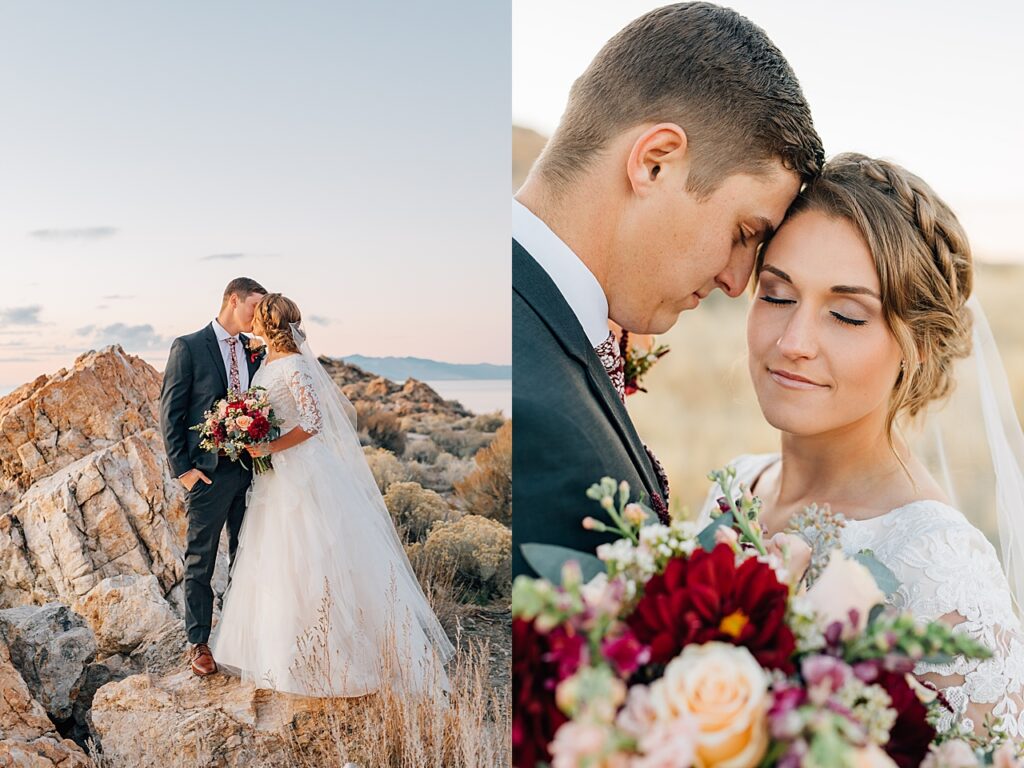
[
  {"x1": 102, "y1": 294, "x2": 133, "y2": 300},
  {"x1": 30, "y1": 227, "x2": 118, "y2": 241},
  {"x1": 308, "y1": 315, "x2": 332, "y2": 326},
  {"x1": 0, "y1": 306, "x2": 43, "y2": 325},
  {"x1": 77, "y1": 323, "x2": 170, "y2": 353},
  {"x1": 201, "y1": 253, "x2": 280, "y2": 261}
]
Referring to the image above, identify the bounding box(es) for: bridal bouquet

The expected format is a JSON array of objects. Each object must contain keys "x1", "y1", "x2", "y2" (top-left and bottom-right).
[
  {"x1": 512, "y1": 469, "x2": 1014, "y2": 768},
  {"x1": 190, "y1": 386, "x2": 283, "y2": 474}
]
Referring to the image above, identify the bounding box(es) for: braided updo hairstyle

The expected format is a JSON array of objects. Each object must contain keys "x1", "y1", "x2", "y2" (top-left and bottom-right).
[
  {"x1": 254, "y1": 293, "x2": 302, "y2": 354},
  {"x1": 758, "y1": 152, "x2": 974, "y2": 452}
]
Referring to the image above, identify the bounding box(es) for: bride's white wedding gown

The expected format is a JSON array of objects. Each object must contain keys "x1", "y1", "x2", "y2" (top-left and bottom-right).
[
  {"x1": 698, "y1": 453, "x2": 1024, "y2": 739},
  {"x1": 210, "y1": 353, "x2": 453, "y2": 696}
]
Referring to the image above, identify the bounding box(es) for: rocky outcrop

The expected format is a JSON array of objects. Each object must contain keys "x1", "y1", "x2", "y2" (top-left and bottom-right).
[
  {"x1": 0, "y1": 429, "x2": 186, "y2": 609},
  {"x1": 72, "y1": 575, "x2": 178, "y2": 657},
  {"x1": 317, "y1": 357, "x2": 471, "y2": 418},
  {"x1": 0, "y1": 604, "x2": 96, "y2": 723},
  {"x1": 0, "y1": 632, "x2": 92, "y2": 766},
  {"x1": 91, "y1": 671, "x2": 329, "y2": 767},
  {"x1": 0, "y1": 346, "x2": 161, "y2": 492}
]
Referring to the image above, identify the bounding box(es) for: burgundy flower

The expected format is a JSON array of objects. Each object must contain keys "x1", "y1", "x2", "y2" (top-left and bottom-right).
[
  {"x1": 601, "y1": 628, "x2": 649, "y2": 678},
  {"x1": 857, "y1": 664, "x2": 935, "y2": 768},
  {"x1": 512, "y1": 617, "x2": 577, "y2": 768},
  {"x1": 626, "y1": 543, "x2": 796, "y2": 674},
  {"x1": 247, "y1": 415, "x2": 270, "y2": 440}
]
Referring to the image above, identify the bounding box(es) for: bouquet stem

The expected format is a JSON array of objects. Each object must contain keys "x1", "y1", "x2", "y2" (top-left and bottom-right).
[{"x1": 253, "y1": 455, "x2": 273, "y2": 475}]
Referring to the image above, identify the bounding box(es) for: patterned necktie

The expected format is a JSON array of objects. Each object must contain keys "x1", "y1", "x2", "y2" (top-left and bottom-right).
[
  {"x1": 226, "y1": 336, "x2": 242, "y2": 394},
  {"x1": 593, "y1": 331, "x2": 671, "y2": 521}
]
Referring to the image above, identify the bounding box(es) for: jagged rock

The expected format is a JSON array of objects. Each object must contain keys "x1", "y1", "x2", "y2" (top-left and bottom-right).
[
  {"x1": 127, "y1": 621, "x2": 188, "y2": 678},
  {"x1": 91, "y1": 670, "x2": 328, "y2": 767},
  {"x1": 0, "y1": 736, "x2": 92, "y2": 767},
  {"x1": 0, "y1": 346, "x2": 161, "y2": 491},
  {"x1": 364, "y1": 377, "x2": 394, "y2": 398},
  {"x1": 0, "y1": 634, "x2": 55, "y2": 741},
  {"x1": 0, "y1": 604, "x2": 96, "y2": 722},
  {"x1": 0, "y1": 430, "x2": 186, "y2": 608},
  {"x1": 72, "y1": 576, "x2": 178, "y2": 657}
]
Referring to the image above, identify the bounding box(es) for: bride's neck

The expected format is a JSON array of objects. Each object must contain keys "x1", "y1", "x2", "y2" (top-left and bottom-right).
[{"x1": 774, "y1": 421, "x2": 907, "y2": 512}]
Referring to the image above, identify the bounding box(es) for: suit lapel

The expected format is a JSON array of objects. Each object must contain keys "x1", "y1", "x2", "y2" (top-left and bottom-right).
[
  {"x1": 203, "y1": 323, "x2": 229, "y2": 391},
  {"x1": 513, "y1": 240, "x2": 661, "y2": 500}
]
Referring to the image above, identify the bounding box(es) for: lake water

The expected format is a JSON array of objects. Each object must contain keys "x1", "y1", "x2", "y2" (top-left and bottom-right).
[{"x1": 422, "y1": 379, "x2": 511, "y2": 417}]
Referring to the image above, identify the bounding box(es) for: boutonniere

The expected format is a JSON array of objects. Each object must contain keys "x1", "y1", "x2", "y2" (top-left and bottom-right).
[
  {"x1": 245, "y1": 337, "x2": 267, "y2": 364},
  {"x1": 620, "y1": 329, "x2": 670, "y2": 396}
]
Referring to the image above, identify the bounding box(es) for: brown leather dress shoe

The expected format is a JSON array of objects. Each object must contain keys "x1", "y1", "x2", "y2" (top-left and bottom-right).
[{"x1": 189, "y1": 643, "x2": 218, "y2": 677}]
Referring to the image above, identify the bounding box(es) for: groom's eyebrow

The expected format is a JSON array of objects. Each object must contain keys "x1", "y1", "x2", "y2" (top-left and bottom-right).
[{"x1": 755, "y1": 217, "x2": 776, "y2": 239}]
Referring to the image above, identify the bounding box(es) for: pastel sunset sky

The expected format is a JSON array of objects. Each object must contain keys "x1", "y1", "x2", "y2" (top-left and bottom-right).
[{"x1": 0, "y1": 1, "x2": 510, "y2": 390}]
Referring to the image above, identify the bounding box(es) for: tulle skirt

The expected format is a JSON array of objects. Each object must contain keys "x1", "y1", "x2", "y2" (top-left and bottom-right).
[{"x1": 209, "y1": 435, "x2": 452, "y2": 697}]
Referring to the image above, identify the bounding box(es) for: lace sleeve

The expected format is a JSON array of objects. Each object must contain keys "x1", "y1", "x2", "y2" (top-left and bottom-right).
[
  {"x1": 285, "y1": 363, "x2": 324, "y2": 435},
  {"x1": 896, "y1": 515, "x2": 1024, "y2": 739}
]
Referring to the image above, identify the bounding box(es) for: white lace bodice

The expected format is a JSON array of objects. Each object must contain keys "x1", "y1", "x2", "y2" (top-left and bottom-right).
[
  {"x1": 251, "y1": 354, "x2": 324, "y2": 435},
  {"x1": 697, "y1": 453, "x2": 1024, "y2": 740}
]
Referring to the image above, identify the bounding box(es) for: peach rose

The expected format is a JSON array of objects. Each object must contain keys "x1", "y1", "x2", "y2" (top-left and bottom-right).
[
  {"x1": 235, "y1": 415, "x2": 254, "y2": 431},
  {"x1": 805, "y1": 550, "x2": 884, "y2": 636},
  {"x1": 648, "y1": 642, "x2": 769, "y2": 768}
]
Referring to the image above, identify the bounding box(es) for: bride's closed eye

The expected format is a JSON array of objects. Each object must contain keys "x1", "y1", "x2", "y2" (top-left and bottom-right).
[{"x1": 758, "y1": 292, "x2": 869, "y2": 327}]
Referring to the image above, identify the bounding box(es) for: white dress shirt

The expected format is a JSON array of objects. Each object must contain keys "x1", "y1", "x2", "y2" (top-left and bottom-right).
[
  {"x1": 513, "y1": 198, "x2": 610, "y2": 347},
  {"x1": 212, "y1": 318, "x2": 251, "y2": 393}
]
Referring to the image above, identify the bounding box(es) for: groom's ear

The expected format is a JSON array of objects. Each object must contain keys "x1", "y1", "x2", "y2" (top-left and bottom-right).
[{"x1": 626, "y1": 123, "x2": 689, "y2": 196}]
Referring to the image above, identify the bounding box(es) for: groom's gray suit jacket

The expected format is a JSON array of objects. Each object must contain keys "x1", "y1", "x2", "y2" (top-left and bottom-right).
[
  {"x1": 159, "y1": 322, "x2": 261, "y2": 478},
  {"x1": 512, "y1": 240, "x2": 662, "y2": 578}
]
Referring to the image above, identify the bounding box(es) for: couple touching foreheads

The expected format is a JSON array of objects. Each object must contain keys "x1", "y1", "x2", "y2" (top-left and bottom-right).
[
  {"x1": 159, "y1": 278, "x2": 453, "y2": 696},
  {"x1": 513, "y1": 2, "x2": 1024, "y2": 740}
]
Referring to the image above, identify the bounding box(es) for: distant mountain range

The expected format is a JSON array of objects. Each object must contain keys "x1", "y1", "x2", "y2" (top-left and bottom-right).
[{"x1": 340, "y1": 355, "x2": 511, "y2": 382}]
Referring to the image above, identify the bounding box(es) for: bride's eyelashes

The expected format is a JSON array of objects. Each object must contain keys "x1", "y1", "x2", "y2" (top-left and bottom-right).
[{"x1": 758, "y1": 294, "x2": 868, "y2": 327}]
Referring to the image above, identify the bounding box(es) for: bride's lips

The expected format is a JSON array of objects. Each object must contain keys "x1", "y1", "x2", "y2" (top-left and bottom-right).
[{"x1": 768, "y1": 368, "x2": 829, "y2": 390}]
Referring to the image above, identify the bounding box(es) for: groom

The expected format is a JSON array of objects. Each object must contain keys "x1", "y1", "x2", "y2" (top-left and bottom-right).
[
  {"x1": 512, "y1": 3, "x2": 824, "y2": 576},
  {"x1": 159, "y1": 277, "x2": 267, "y2": 676}
]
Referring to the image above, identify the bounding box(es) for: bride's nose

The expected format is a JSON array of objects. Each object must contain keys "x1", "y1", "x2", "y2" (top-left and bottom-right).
[{"x1": 776, "y1": 305, "x2": 819, "y2": 360}]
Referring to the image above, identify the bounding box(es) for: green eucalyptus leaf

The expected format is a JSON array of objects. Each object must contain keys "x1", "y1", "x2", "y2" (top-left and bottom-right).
[
  {"x1": 520, "y1": 543, "x2": 606, "y2": 584},
  {"x1": 853, "y1": 550, "x2": 901, "y2": 597},
  {"x1": 697, "y1": 511, "x2": 734, "y2": 552}
]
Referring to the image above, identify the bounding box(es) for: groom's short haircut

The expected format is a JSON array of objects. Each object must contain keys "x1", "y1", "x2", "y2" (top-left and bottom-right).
[
  {"x1": 221, "y1": 277, "x2": 267, "y2": 309},
  {"x1": 536, "y1": 2, "x2": 823, "y2": 198}
]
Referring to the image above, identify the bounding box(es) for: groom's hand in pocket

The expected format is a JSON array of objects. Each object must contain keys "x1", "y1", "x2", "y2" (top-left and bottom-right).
[{"x1": 179, "y1": 469, "x2": 212, "y2": 492}]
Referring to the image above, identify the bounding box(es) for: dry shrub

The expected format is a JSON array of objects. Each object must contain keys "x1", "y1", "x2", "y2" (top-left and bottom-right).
[
  {"x1": 403, "y1": 436, "x2": 440, "y2": 464},
  {"x1": 429, "y1": 428, "x2": 493, "y2": 460},
  {"x1": 466, "y1": 412, "x2": 505, "y2": 433},
  {"x1": 454, "y1": 421, "x2": 511, "y2": 526},
  {"x1": 357, "y1": 405, "x2": 407, "y2": 456},
  {"x1": 384, "y1": 481, "x2": 456, "y2": 543},
  {"x1": 363, "y1": 446, "x2": 408, "y2": 493},
  {"x1": 422, "y1": 515, "x2": 511, "y2": 600}
]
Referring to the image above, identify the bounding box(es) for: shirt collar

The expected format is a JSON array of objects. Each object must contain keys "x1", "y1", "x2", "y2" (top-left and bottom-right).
[
  {"x1": 212, "y1": 319, "x2": 239, "y2": 342},
  {"x1": 513, "y1": 198, "x2": 610, "y2": 347}
]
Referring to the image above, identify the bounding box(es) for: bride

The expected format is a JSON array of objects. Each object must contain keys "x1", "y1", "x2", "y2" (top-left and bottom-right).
[
  {"x1": 696, "y1": 154, "x2": 1024, "y2": 739},
  {"x1": 210, "y1": 293, "x2": 454, "y2": 696}
]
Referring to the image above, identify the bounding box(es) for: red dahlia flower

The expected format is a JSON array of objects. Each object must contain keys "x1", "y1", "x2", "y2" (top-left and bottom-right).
[
  {"x1": 858, "y1": 663, "x2": 935, "y2": 768},
  {"x1": 247, "y1": 416, "x2": 270, "y2": 440},
  {"x1": 512, "y1": 618, "x2": 583, "y2": 768},
  {"x1": 626, "y1": 543, "x2": 796, "y2": 673}
]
